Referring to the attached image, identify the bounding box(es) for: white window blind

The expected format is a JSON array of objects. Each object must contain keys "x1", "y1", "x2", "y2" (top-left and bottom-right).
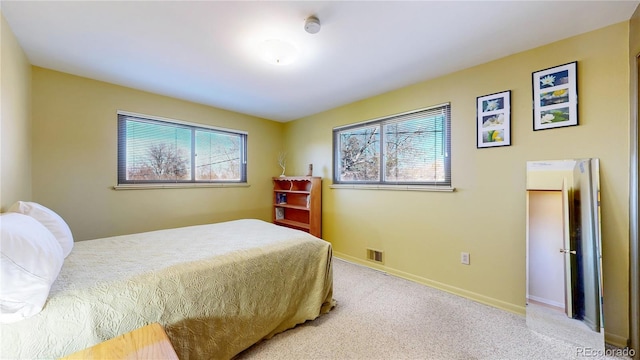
[
  {"x1": 117, "y1": 112, "x2": 247, "y2": 184},
  {"x1": 333, "y1": 104, "x2": 451, "y2": 186}
]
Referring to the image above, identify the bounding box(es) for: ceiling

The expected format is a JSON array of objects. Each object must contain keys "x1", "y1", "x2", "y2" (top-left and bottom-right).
[{"x1": 2, "y1": 1, "x2": 638, "y2": 122}]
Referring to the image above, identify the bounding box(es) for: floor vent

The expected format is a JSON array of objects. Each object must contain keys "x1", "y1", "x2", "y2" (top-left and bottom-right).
[{"x1": 366, "y1": 249, "x2": 384, "y2": 264}]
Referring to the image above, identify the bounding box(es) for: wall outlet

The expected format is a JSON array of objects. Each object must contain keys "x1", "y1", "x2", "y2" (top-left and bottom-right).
[{"x1": 461, "y1": 252, "x2": 470, "y2": 265}]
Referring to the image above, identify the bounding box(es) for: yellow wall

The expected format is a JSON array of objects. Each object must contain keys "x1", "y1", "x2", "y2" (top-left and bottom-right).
[
  {"x1": 31, "y1": 68, "x2": 284, "y2": 241},
  {"x1": 284, "y1": 22, "x2": 630, "y2": 344},
  {"x1": 526, "y1": 169, "x2": 573, "y2": 191},
  {"x1": 632, "y1": 5, "x2": 640, "y2": 61},
  {"x1": 0, "y1": 13, "x2": 32, "y2": 210}
]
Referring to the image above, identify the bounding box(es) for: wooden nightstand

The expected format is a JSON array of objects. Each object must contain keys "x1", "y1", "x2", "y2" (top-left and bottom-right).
[{"x1": 60, "y1": 323, "x2": 178, "y2": 360}]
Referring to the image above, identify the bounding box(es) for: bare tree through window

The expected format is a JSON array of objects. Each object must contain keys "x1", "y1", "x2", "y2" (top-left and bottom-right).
[
  {"x1": 384, "y1": 118, "x2": 446, "y2": 182},
  {"x1": 128, "y1": 143, "x2": 190, "y2": 181},
  {"x1": 334, "y1": 105, "x2": 450, "y2": 185},
  {"x1": 339, "y1": 126, "x2": 380, "y2": 181},
  {"x1": 118, "y1": 113, "x2": 246, "y2": 184}
]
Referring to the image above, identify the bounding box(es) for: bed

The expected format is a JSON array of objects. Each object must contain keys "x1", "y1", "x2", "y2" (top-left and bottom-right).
[{"x1": 0, "y1": 216, "x2": 335, "y2": 359}]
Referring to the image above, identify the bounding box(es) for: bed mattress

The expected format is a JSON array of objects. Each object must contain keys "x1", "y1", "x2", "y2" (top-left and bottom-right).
[{"x1": 0, "y1": 219, "x2": 334, "y2": 359}]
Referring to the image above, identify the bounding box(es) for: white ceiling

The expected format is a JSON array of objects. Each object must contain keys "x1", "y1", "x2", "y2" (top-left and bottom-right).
[{"x1": 2, "y1": 1, "x2": 638, "y2": 122}]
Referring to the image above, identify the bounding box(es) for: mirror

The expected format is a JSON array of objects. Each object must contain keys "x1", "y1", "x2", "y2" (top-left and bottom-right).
[{"x1": 526, "y1": 158, "x2": 604, "y2": 350}]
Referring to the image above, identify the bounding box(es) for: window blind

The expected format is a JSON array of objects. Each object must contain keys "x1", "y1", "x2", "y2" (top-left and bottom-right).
[
  {"x1": 333, "y1": 103, "x2": 451, "y2": 187},
  {"x1": 117, "y1": 112, "x2": 247, "y2": 184}
]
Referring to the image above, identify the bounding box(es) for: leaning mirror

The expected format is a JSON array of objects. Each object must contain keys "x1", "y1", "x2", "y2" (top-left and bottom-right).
[{"x1": 525, "y1": 158, "x2": 604, "y2": 351}]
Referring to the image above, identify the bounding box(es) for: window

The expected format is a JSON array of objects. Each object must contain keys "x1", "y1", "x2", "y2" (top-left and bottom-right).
[
  {"x1": 333, "y1": 103, "x2": 451, "y2": 186},
  {"x1": 117, "y1": 112, "x2": 247, "y2": 185}
]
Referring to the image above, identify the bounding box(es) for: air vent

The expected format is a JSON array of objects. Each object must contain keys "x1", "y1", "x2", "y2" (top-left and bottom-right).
[{"x1": 366, "y1": 248, "x2": 384, "y2": 264}]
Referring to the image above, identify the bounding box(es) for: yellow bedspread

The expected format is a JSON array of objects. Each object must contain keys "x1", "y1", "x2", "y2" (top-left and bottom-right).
[{"x1": 0, "y1": 219, "x2": 335, "y2": 359}]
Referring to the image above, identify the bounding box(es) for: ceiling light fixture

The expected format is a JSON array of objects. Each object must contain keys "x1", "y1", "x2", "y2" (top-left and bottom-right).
[
  {"x1": 258, "y1": 39, "x2": 298, "y2": 66},
  {"x1": 304, "y1": 16, "x2": 321, "y2": 34}
]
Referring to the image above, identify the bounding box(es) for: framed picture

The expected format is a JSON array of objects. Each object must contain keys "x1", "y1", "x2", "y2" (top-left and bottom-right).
[
  {"x1": 532, "y1": 61, "x2": 578, "y2": 130},
  {"x1": 476, "y1": 90, "x2": 511, "y2": 148},
  {"x1": 275, "y1": 207, "x2": 284, "y2": 220}
]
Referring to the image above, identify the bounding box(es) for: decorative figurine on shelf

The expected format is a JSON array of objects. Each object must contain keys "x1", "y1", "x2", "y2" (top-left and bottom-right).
[
  {"x1": 278, "y1": 152, "x2": 287, "y2": 177},
  {"x1": 307, "y1": 163, "x2": 313, "y2": 176}
]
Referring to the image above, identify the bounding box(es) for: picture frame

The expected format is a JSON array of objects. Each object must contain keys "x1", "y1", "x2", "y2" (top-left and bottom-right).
[
  {"x1": 532, "y1": 61, "x2": 578, "y2": 131},
  {"x1": 476, "y1": 90, "x2": 511, "y2": 148},
  {"x1": 275, "y1": 207, "x2": 284, "y2": 220}
]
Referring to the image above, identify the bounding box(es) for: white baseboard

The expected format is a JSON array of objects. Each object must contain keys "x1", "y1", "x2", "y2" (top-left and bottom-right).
[
  {"x1": 527, "y1": 294, "x2": 564, "y2": 309},
  {"x1": 605, "y1": 332, "x2": 629, "y2": 348}
]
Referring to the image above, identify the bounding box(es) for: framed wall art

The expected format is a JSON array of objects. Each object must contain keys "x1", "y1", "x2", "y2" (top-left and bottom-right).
[
  {"x1": 532, "y1": 61, "x2": 578, "y2": 130},
  {"x1": 476, "y1": 90, "x2": 511, "y2": 148}
]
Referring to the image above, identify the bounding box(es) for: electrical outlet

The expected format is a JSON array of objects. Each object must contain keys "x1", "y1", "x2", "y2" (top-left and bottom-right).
[{"x1": 461, "y1": 252, "x2": 470, "y2": 265}]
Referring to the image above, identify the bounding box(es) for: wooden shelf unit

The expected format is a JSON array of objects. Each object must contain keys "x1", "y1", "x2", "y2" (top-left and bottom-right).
[{"x1": 273, "y1": 176, "x2": 321, "y2": 238}]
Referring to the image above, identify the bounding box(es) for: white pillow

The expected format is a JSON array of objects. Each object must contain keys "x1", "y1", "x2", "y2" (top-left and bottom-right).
[
  {"x1": 8, "y1": 201, "x2": 74, "y2": 258},
  {"x1": 0, "y1": 213, "x2": 64, "y2": 323}
]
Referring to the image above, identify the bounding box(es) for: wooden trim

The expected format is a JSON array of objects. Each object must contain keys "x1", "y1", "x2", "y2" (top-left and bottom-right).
[{"x1": 60, "y1": 323, "x2": 178, "y2": 360}]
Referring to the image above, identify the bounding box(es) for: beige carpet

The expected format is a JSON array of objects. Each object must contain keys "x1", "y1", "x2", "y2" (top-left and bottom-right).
[
  {"x1": 526, "y1": 302, "x2": 604, "y2": 352},
  {"x1": 236, "y1": 258, "x2": 629, "y2": 360}
]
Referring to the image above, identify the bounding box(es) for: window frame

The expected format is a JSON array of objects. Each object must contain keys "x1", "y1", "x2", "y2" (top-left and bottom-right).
[
  {"x1": 332, "y1": 103, "x2": 451, "y2": 187},
  {"x1": 117, "y1": 111, "x2": 247, "y2": 186}
]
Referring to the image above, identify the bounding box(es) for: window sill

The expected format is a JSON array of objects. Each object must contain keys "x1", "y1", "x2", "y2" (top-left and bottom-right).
[
  {"x1": 113, "y1": 183, "x2": 250, "y2": 190},
  {"x1": 329, "y1": 184, "x2": 455, "y2": 192}
]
